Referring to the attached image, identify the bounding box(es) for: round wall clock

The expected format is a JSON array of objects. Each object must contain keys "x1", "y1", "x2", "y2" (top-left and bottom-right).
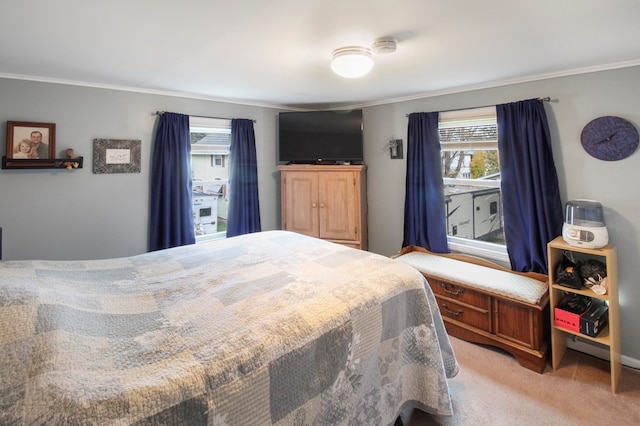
[{"x1": 580, "y1": 116, "x2": 639, "y2": 161}]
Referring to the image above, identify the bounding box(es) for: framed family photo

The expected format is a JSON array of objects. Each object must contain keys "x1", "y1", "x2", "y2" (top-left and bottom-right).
[{"x1": 6, "y1": 121, "x2": 56, "y2": 161}]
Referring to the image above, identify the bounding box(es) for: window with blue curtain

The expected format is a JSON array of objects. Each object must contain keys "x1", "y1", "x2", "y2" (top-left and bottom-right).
[
  {"x1": 150, "y1": 114, "x2": 262, "y2": 250},
  {"x1": 403, "y1": 99, "x2": 563, "y2": 273}
]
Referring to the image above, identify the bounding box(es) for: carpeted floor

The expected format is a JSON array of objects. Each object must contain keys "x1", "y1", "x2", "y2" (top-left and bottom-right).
[{"x1": 403, "y1": 336, "x2": 640, "y2": 425}]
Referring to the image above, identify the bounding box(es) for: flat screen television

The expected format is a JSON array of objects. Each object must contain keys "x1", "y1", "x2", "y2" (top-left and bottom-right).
[{"x1": 278, "y1": 110, "x2": 363, "y2": 163}]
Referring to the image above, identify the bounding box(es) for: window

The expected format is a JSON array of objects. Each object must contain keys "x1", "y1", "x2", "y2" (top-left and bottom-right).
[
  {"x1": 212, "y1": 155, "x2": 224, "y2": 167},
  {"x1": 189, "y1": 117, "x2": 231, "y2": 241},
  {"x1": 439, "y1": 106, "x2": 507, "y2": 261}
]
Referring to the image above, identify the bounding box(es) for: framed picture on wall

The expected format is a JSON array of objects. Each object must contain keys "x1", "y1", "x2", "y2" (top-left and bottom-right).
[
  {"x1": 93, "y1": 139, "x2": 141, "y2": 174},
  {"x1": 5, "y1": 121, "x2": 56, "y2": 161}
]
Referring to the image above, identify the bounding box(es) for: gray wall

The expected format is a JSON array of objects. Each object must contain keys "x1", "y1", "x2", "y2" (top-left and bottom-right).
[
  {"x1": 1, "y1": 66, "x2": 639, "y2": 362},
  {"x1": 0, "y1": 79, "x2": 282, "y2": 260},
  {"x1": 363, "y1": 65, "x2": 640, "y2": 364}
]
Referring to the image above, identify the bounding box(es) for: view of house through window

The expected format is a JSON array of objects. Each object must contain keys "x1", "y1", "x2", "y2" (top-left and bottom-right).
[
  {"x1": 439, "y1": 107, "x2": 505, "y2": 251},
  {"x1": 189, "y1": 117, "x2": 231, "y2": 240}
]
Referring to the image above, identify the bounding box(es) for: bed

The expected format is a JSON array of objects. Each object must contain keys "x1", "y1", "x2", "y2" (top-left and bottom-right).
[{"x1": 0, "y1": 230, "x2": 458, "y2": 425}]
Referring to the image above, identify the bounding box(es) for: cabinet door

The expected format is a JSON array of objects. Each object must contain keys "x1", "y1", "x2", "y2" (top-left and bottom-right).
[
  {"x1": 494, "y1": 299, "x2": 541, "y2": 349},
  {"x1": 318, "y1": 171, "x2": 357, "y2": 241},
  {"x1": 283, "y1": 171, "x2": 319, "y2": 237}
]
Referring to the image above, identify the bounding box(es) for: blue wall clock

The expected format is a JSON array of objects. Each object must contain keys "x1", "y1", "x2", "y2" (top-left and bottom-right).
[{"x1": 580, "y1": 116, "x2": 639, "y2": 161}]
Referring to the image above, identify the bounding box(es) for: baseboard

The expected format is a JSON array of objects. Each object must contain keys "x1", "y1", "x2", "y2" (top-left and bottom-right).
[{"x1": 566, "y1": 337, "x2": 640, "y2": 370}]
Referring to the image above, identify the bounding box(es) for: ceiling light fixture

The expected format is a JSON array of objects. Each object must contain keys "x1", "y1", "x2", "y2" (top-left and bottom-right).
[{"x1": 330, "y1": 46, "x2": 374, "y2": 79}]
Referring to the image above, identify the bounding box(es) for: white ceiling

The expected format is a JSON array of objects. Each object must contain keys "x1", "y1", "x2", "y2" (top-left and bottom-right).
[{"x1": 1, "y1": 0, "x2": 640, "y2": 110}]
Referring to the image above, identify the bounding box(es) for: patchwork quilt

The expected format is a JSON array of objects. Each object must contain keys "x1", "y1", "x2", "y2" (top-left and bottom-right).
[{"x1": 0, "y1": 230, "x2": 458, "y2": 425}]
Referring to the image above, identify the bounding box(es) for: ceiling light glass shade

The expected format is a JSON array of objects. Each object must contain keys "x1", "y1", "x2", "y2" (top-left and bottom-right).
[{"x1": 330, "y1": 47, "x2": 374, "y2": 78}]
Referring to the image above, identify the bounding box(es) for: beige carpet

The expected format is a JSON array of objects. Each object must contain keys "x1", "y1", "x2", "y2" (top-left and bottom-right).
[{"x1": 403, "y1": 336, "x2": 640, "y2": 425}]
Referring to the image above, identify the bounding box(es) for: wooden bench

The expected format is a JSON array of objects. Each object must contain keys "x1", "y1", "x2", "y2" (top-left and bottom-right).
[{"x1": 396, "y1": 245, "x2": 550, "y2": 373}]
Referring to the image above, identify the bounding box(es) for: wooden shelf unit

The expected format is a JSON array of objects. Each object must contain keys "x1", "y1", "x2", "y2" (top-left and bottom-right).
[{"x1": 547, "y1": 236, "x2": 621, "y2": 393}]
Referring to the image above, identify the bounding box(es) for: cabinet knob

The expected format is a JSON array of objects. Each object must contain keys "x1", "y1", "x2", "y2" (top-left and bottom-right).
[
  {"x1": 312, "y1": 202, "x2": 317, "y2": 208},
  {"x1": 320, "y1": 203, "x2": 325, "y2": 208}
]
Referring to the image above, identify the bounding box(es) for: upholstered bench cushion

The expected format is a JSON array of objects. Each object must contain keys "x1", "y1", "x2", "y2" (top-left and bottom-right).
[{"x1": 395, "y1": 251, "x2": 547, "y2": 305}]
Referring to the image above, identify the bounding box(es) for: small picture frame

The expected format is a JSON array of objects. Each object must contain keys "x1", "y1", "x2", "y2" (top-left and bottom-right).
[
  {"x1": 93, "y1": 139, "x2": 141, "y2": 174},
  {"x1": 5, "y1": 121, "x2": 56, "y2": 161}
]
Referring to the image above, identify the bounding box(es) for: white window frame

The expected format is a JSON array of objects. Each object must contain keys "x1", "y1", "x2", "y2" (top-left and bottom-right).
[{"x1": 439, "y1": 107, "x2": 509, "y2": 264}]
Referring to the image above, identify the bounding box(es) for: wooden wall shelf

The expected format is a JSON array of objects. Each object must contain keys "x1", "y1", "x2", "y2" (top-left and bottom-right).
[{"x1": 1, "y1": 156, "x2": 83, "y2": 170}]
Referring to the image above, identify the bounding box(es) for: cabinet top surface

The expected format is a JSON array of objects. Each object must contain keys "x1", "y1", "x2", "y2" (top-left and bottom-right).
[{"x1": 278, "y1": 164, "x2": 366, "y2": 172}]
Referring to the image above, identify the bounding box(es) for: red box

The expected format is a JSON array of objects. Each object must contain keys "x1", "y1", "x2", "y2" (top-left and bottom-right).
[
  {"x1": 554, "y1": 294, "x2": 592, "y2": 333},
  {"x1": 554, "y1": 307, "x2": 585, "y2": 332}
]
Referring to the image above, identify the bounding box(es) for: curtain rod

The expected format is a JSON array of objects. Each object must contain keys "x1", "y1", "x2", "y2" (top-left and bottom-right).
[
  {"x1": 155, "y1": 111, "x2": 256, "y2": 123},
  {"x1": 405, "y1": 97, "x2": 551, "y2": 117}
]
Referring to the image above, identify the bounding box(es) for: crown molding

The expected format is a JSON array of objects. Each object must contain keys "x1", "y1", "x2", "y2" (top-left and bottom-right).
[{"x1": 2, "y1": 59, "x2": 639, "y2": 111}]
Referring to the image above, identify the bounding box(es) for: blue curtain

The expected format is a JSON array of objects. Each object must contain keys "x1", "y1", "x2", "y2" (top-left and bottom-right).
[
  {"x1": 402, "y1": 112, "x2": 449, "y2": 252},
  {"x1": 497, "y1": 99, "x2": 563, "y2": 273},
  {"x1": 226, "y1": 118, "x2": 262, "y2": 237},
  {"x1": 149, "y1": 112, "x2": 195, "y2": 251}
]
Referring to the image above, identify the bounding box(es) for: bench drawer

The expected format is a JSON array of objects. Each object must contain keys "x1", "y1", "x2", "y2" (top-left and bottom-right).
[
  {"x1": 428, "y1": 277, "x2": 491, "y2": 310},
  {"x1": 434, "y1": 295, "x2": 492, "y2": 332}
]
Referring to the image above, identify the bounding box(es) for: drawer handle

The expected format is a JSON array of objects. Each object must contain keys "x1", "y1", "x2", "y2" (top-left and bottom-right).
[
  {"x1": 441, "y1": 303, "x2": 463, "y2": 317},
  {"x1": 440, "y1": 282, "x2": 464, "y2": 296}
]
